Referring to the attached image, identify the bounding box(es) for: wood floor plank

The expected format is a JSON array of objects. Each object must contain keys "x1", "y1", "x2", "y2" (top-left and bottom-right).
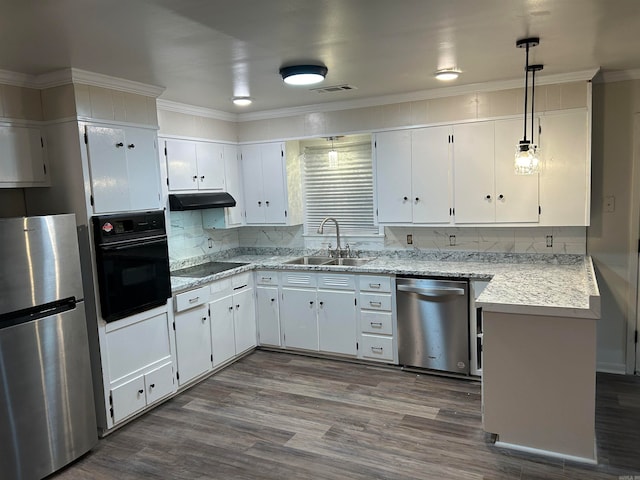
[{"x1": 53, "y1": 351, "x2": 639, "y2": 480}]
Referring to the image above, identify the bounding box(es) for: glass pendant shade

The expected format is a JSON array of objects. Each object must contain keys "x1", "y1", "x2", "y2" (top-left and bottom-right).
[
  {"x1": 515, "y1": 142, "x2": 540, "y2": 175},
  {"x1": 328, "y1": 148, "x2": 338, "y2": 168}
]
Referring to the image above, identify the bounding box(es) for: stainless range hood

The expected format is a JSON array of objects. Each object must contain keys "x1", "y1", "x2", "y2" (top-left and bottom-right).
[{"x1": 168, "y1": 192, "x2": 236, "y2": 211}]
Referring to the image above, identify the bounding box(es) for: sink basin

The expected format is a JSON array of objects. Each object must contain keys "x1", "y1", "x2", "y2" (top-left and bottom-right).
[
  {"x1": 283, "y1": 256, "x2": 333, "y2": 265},
  {"x1": 326, "y1": 257, "x2": 373, "y2": 266}
]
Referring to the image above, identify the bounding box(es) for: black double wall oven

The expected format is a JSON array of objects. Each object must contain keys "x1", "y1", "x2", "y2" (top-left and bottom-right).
[{"x1": 92, "y1": 211, "x2": 171, "y2": 322}]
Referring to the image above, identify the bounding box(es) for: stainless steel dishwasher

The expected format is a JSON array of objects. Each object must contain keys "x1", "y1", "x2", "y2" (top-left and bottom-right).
[{"x1": 396, "y1": 277, "x2": 470, "y2": 375}]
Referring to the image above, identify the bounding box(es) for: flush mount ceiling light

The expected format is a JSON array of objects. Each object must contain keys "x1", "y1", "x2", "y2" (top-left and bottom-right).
[
  {"x1": 435, "y1": 68, "x2": 461, "y2": 81},
  {"x1": 279, "y1": 64, "x2": 328, "y2": 86},
  {"x1": 514, "y1": 37, "x2": 544, "y2": 175},
  {"x1": 232, "y1": 96, "x2": 252, "y2": 106}
]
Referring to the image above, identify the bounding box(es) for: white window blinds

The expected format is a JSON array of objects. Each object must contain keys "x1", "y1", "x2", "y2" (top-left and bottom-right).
[{"x1": 302, "y1": 139, "x2": 376, "y2": 235}]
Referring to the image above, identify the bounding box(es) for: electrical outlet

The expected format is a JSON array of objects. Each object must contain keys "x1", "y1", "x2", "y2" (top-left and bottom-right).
[
  {"x1": 449, "y1": 235, "x2": 456, "y2": 246},
  {"x1": 407, "y1": 234, "x2": 413, "y2": 245},
  {"x1": 546, "y1": 235, "x2": 553, "y2": 248},
  {"x1": 605, "y1": 195, "x2": 615, "y2": 213}
]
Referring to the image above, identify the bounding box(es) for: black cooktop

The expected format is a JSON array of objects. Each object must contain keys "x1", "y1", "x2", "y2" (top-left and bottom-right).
[{"x1": 171, "y1": 262, "x2": 248, "y2": 278}]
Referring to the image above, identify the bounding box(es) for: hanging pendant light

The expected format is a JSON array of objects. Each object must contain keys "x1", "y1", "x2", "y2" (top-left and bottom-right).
[
  {"x1": 514, "y1": 37, "x2": 544, "y2": 175},
  {"x1": 327, "y1": 137, "x2": 338, "y2": 168}
]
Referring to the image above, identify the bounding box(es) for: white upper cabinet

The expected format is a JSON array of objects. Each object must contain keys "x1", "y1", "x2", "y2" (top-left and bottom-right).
[
  {"x1": 493, "y1": 119, "x2": 539, "y2": 223},
  {"x1": 165, "y1": 139, "x2": 225, "y2": 192},
  {"x1": 223, "y1": 144, "x2": 244, "y2": 227},
  {"x1": 411, "y1": 126, "x2": 452, "y2": 223},
  {"x1": 453, "y1": 122, "x2": 496, "y2": 223},
  {"x1": 86, "y1": 125, "x2": 161, "y2": 214},
  {"x1": 0, "y1": 125, "x2": 48, "y2": 187},
  {"x1": 538, "y1": 110, "x2": 589, "y2": 226},
  {"x1": 375, "y1": 127, "x2": 452, "y2": 224},
  {"x1": 241, "y1": 142, "x2": 291, "y2": 225}
]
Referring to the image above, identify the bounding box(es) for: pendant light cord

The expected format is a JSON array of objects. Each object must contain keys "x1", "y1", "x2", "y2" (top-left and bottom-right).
[
  {"x1": 523, "y1": 42, "x2": 529, "y2": 143},
  {"x1": 531, "y1": 67, "x2": 536, "y2": 146}
]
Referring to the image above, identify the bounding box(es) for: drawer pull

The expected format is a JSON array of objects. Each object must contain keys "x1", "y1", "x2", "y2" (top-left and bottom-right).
[
  {"x1": 369, "y1": 301, "x2": 382, "y2": 307},
  {"x1": 369, "y1": 283, "x2": 381, "y2": 289},
  {"x1": 371, "y1": 346, "x2": 384, "y2": 353},
  {"x1": 188, "y1": 296, "x2": 199, "y2": 303},
  {"x1": 261, "y1": 277, "x2": 272, "y2": 281},
  {"x1": 370, "y1": 322, "x2": 383, "y2": 328}
]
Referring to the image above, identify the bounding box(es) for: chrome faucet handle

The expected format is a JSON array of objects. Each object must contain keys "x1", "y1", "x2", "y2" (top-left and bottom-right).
[
  {"x1": 327, "y1": 243, "x2": 332, "y2": 257},
  {"x1": 344, "y1": 244, "x2": 351, "y2": 258}
]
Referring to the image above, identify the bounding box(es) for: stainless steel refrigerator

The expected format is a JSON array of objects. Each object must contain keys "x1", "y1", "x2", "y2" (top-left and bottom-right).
[{"x1": 0, "y1": 214, "x2": 97, "y2": 479}]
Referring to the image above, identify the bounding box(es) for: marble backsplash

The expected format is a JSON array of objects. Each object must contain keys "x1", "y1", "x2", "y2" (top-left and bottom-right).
[{"x1": 167, "y1": 211, "x2": 586, "y2": 265}]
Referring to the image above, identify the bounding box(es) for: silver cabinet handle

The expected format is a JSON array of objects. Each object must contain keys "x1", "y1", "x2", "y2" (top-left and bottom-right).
[
  {"x1": 371, "y1": 346, "x2": 384, "y2": 353},
  {"x1": 369, "y1": 283, "x2": 381, "y2": 289},
  {"x1": 370, "y1": 322, "x2": 383, "y2": 328},
  {"x1": 369, "y1": 301, "x2": 382, "y2": 307},
  {"x1": 188, "y1": 296, "x2": 199, "y2": 303},
  {"x1": 261, "y1": 277, "x2": 272, "y2": 281},
  {"x1": 397, "y1": 285, "x2": 465, "y2": 296}
]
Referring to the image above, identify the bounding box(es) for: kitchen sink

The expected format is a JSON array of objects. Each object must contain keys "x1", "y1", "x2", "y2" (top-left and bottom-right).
[
  {"x1": 325, "y1": 257, "x2": 373, "y2": 266},
  {"x1": 283, "y1": 256, "x2": 333, "y2": 265}
]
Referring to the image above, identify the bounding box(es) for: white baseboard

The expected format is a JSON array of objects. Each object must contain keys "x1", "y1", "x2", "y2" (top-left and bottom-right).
[
  {"x1": 596, "y1": 361, "x2": 627, "y2": 374},
  {"x1": 494, "y1": 440, "x2": 597, "y2": 465}
]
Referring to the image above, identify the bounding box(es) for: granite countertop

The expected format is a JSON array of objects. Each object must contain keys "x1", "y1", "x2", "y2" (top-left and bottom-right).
[{"x1": 170, "y1": 254, "x2": 600, "y2": 320}]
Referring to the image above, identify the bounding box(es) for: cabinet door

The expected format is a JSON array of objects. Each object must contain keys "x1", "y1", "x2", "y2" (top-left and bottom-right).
[
  {"x1": 453, "y1": 122, "x2": 496, "y2": 223},
  {"x1": 196, "y1": 142, "x2": 225, "y2": 191},
  {"x1": 174, "y1": 305, "x2": 212, "y2": 386},
  {"x1": 0, "y1": 125, "x2": 47, "y2": 185},
  {"x1": 144, "y1": 362, "x2": 174, "y2": 405},
  {"x1": 209, "y1": 295, "x2": 237, "y2": 367},
  {"x1": 411, "y1": 126, "x2": 452, "y2": 223},
  {"x1": 281, "y1": 287, "x2": 318, "y2": 351},
  {"x1": 166, "y1": 140, "x2": 198, "y2": 191},
  {"x1": 317, "y1": 289, "x2": 357, "y2": 356},
  {"x1": 375, "y1": 130, "x2": 412, "y2": 223},
  {"x1": 494, "y1": 119, "x2": 539, "y2": 223},
  {"x1": 224, "y1": 144, "x2": 244, "y2": 227},
  {"x1": 261, "y1": 143, "x2": 287, "y2": 224},
  {"x1": 256, "y1": 286, "x2": 281, "y2": 346},
  {"x1": 110, "y1": 375, "x2": 146, "y2": 424},
  {"x1": 241, "y1": 144, "x2": 266, "y2": 224},
  {"x1": 86, "y1": 126, "x2": 130, "y2": 213},
  {"x1": 538, "y1": 111, "x2": 589, "y2": 226},
  {"x1": 125, "y1": 127, "x2": 162, "y2": 211},
  {"x1": 233, "y1": 288, "x2": 257, "y2": 353}
]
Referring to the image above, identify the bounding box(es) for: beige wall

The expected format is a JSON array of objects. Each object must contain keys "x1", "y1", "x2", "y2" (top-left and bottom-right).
[
  {"x1": 588, "y1": 79, "x2": 640, "y2": 373},
  {"x1": 157, "y1": 109, "x2": 236, "y2": 142},
  {"x1": 238, "y1": 82, "x2": 588, "y2": 141}
]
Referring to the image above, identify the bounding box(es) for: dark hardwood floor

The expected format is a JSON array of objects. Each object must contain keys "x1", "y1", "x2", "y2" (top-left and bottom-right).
[{"x1": 53, "y1": 351, "x2": 640, "y2": 479}]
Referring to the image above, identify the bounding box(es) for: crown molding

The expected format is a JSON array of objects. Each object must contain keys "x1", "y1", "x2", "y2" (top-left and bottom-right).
[
  {"x1": 594, "y1": 68, "x2": 640, "y2": 84},
  {"x1": 237, "y1": 68, "x2": 600, "y2": 122},
  {"x1": 0, "y1": 69, "x2": 41, "y2": 88},
  {"x1": 156, "y1": 99, "x2": 238, "y2": 122}
]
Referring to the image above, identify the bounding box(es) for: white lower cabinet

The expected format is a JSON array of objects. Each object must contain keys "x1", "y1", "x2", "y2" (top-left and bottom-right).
[
  {"x1": 174, "y1": 304, "x2": 212, "y2": 386},
  {"x1": 209, "y1": 294, "x2": 237, "y2": 367},
  {"x1": 105, "y1": 309, "x2": 175, "y2": 427},
  {"x1": 256, "y1": 284, "x2": 281, "y2": 346},
  {"x1": 357, "y1": 275, "x2": 397, "y2": 364},
  {"x1": 232, "y1": 287, "x2": 257, "y2": 354},
  {"x1": 279, "y1": 272, "x2": 358, "y2": 357}
]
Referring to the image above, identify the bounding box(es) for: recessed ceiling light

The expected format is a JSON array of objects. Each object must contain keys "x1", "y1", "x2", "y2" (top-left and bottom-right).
[
  {"x1": 232, "y1": 96, "x2": 252, "y2": 106},
  {"x1": 435, "y1": 69, "x2": 461, "y2": 81},
  {"x1": 279, "y1": 64, "x2": 328, "y2": 86}
]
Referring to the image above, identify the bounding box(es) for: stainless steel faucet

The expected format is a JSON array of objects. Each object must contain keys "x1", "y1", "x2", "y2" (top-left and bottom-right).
[{"x1": 317, "y1": 217, "x2": 341, "y2": 256}]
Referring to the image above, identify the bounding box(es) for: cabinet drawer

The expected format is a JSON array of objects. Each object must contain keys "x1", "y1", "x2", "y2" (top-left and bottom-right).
[
  {"x1": 360, "y1": 293, "x2": 392, "y2": 311},
  {"x1": 317, "y1": 274, "x2": 355, "y2": 291},
  {"x1": 111, "y1": 375, "x2": 146, "y2": 424},
  {"x1": 360, "y1": 335, "x2": 394, "y2": 362},
  {"x1": 145, "y1": 362, "x2": 174, "y2": 405},
  {"x1": 281, "y1": 271, "x2": 317, "y2": 287},
  {"x1": 360, "y1": 311, "x2": 393, "y2": 335},
  {"x1": 175, "y1": 286, "x2": 209, "y2": 312},
  {"x1": 256, "y1": 271, "x2": 279, "y2": 286},
  {"x1": 359, "y1": 275, "x2": 391, "y2": 293}
]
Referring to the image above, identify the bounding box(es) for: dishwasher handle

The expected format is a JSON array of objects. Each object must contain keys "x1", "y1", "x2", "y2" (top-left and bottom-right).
[{"x1": 397, "y1": 284, "x2": 466, "y2": 297}]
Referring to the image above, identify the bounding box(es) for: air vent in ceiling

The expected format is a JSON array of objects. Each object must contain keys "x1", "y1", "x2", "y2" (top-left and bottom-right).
[{"x1": 310, "y1": 84, "x2": 358, "y2": 94}]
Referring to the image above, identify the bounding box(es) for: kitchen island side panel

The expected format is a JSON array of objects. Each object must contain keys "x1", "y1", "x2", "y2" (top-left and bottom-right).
[{"x1": 482, "y1": 311, "x2": 597, "y2": 461}]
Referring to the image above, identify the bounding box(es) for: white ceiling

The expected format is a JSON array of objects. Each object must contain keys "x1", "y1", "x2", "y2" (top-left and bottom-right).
[{"x1": 2, "y1": 0, "x2": 640, "y2": 114}]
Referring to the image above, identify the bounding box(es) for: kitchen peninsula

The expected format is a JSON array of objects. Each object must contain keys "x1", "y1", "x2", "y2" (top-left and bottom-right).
[{"x1": 170, "y1": 250, "x2": 600, "y2": 463}]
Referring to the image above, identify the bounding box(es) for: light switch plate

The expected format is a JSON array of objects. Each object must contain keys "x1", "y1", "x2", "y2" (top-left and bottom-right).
[{"x1": 605, "y1": 195, "x2": 615, "y2": 213}]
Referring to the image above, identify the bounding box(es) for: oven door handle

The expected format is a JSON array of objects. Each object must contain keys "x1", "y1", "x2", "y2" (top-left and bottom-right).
[
  {"x1": 397, "y1": 285, "x2": 465, "y2": 297},
  {"x1": 100, "y1": 236, "x2": 167, "y2": 251}
]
